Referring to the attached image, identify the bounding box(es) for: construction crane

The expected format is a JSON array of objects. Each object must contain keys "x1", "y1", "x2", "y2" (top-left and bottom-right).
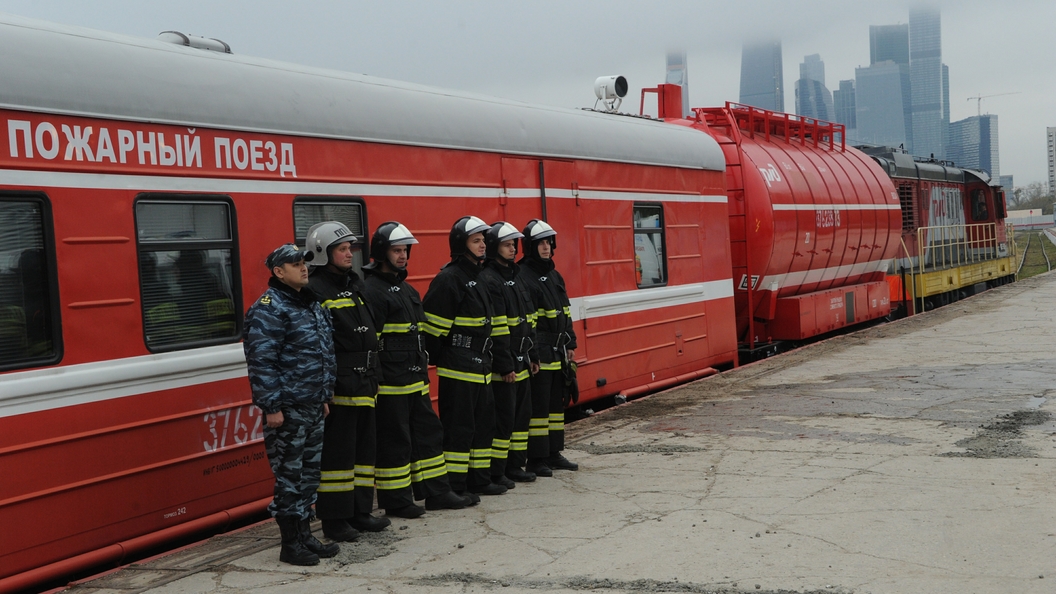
[{"x1": 967, "y1": 92, "x2": 1020, "y2": 117}]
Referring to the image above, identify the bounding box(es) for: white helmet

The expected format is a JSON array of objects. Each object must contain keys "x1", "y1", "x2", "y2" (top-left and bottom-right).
[{"x1": 305, "y1": 221, "x2": 357, "y2": 267}]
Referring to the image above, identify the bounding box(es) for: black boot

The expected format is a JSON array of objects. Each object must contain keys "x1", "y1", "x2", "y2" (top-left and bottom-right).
[
  {"x1": 425, "y1": 490, "x2": 473, "y2": 510},
  {"x1": 350, "y1": 513, "x2": 391, "y2": 532},
  {"x1": 469, "y1": 482, "x2": 508, "y2": 496},
  {"x1": 506, "y1": 467, "x2": 537, "y2": 482},
  {"x1": 547, "y1": 452, "x2": 579, "y2": 471},
  {"x1": 385, "y1": 503, "x2": 426, "y2": 518},
  {"x1": 276, "y1": 516, "x2": 319, "y2": 566},
  {"x1": 299, "y1": 518, "x2": 340, "y2": 558},
  {"x1": 493, "y1": 475, "x2": 516, "y2": 489},
  {"x1": 321, "y1": 518, "x2": 360, "y2": 542},
  {"x1": 526, "y1": 459, "x2": 553, "y2": 477}
]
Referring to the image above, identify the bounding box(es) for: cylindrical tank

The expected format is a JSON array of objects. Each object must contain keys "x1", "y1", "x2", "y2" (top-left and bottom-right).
[{"x1": 688, "y1": 104, "x2": 901, "y2": 345}]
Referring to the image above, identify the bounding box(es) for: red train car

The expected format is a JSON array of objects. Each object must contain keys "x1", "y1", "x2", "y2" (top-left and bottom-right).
[
  {"x1": 644, "y1": 88, "x2": 902, "y2": 355},
  {"x1": 0, "y1": 17, "x2": 736, "y2": 591}
]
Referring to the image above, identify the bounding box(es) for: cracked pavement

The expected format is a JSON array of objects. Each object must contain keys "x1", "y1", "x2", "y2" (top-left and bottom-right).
[{"x1": 73, "y1": 272, "x2": 1056, "y2": 594}]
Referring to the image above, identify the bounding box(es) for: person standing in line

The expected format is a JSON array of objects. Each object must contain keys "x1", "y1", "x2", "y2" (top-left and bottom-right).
[
  {"x1": 361, "y1": 221, "x2": 473, "y2": 518},
  {"x1": 517, "y1": 220, "x2": 580, "y2": 476},
  {"x1": 478, "y1": 221, "x2": 538, "y2": 486},
  {"x1": 243, "y1": 244, "x2": 340, "y2": 566},
  {"x1": 305, "y1": 222, "x2": 390, "y2": 542},
  {"x1": 422, "y1": 216, "x2": 507, "y2": 497}
]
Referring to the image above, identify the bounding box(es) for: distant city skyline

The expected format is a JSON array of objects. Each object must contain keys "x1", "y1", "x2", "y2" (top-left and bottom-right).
[{"x1": 739, "y1": 40, "x2": 784, "y2": 111}]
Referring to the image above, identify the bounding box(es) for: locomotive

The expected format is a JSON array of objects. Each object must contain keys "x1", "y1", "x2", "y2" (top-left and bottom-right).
[{"x1": 0, "y1": 16, "x2": 1009, "y2": 592}]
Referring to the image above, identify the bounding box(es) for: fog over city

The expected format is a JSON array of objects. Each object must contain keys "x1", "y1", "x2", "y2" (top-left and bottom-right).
[{"x1": 2, "y1": 0, "x2": 1052, "y2": 184}]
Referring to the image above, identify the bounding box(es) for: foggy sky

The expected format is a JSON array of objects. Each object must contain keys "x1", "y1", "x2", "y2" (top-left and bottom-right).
[{"x1": 1, "y1": 0, "x2": 1052, "y2": 184}]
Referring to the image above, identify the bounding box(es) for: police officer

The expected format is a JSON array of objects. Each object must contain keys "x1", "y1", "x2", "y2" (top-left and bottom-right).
[
  {"x1": 517, "y1": 220, "x2": 580, "y2": 475},
  {"x1": 361, "y1": 222, "x2": 472, "y2": 517},
  {"x1": 479, "y1": 221, "x2": 538, "y2": 485},
  {"x1": 422, "y1": 216, "x2": 507, "y2": 497},
  {"x1": 243, "y1": 244, "x2": 340, "y2": 566},
  {"x1": 305, "y1": 222, "x2": 390, "y2": 541}
]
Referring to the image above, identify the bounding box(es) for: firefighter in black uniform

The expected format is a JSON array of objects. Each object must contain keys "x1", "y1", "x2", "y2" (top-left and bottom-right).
[
  {"x1": 517, "y1": 219, "x2": 580, "y2": 475},
  {"x1": 422, "y1": 216, "x2": 507, "y2": 497},
  {"x1": 479, "y1": 221, "x2": 538, "y2": 485},
  {"x1": 361, "y1": 221, "x2": 472, "y2": 518},
  {"x1": 304, "y1": 221, "x2": 389, "y2": 542}
]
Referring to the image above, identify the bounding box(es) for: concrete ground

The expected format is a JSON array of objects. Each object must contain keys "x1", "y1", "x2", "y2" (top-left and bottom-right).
[{"x1": 71, "y1": 272, "x2": 1056, "y2": 594}]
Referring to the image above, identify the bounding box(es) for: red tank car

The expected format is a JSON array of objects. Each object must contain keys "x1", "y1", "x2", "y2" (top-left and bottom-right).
[{"x1": 646, "y1": 87, "x2": 901, "y2": 353}]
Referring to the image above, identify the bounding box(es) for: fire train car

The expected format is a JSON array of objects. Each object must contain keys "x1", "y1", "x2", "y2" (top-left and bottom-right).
[
  {"x1": 0, "y1": 17, "x2": 737, "y2": 591},
  {"x1": 860, "y1": 147, "x2": 1015, "y2": 313},
  {"x1": 641, "y1": 87, "x2": 903, "y2": 356}
]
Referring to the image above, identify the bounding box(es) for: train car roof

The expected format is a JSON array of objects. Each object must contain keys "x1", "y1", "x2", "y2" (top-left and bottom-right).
[
  {"x1": 858, "y1": 147, "x2": 1005, "y2": 185},
  {"x1": 0, "y1": 15, "x2": 725, "y2": 172}
]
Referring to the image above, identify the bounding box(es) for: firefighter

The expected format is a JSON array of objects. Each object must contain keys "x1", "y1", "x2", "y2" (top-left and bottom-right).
[
  {"x1": 361, "y1": 221, "x2": 472, "y2": 518},
  {"x1": 243, "y1": 243, "x2": 339, "y2": 566},
  {"x1": 517, "y1": 220, "x2": 579, "y2": 475},
  {"x1": 422, "y1": 216, "x2": 507, "y2": 497},
  {"x1": 478, "y1": 221, "x2": 538, "y2": 485},
  {"x1": 305, "y1": 221, "x2": 390, "y2": 542}
]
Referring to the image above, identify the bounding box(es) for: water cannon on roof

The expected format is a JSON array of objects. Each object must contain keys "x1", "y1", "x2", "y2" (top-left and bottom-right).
[
  {"x1": 594, "y1": 75, "x2": 628, "y2": 112},
  {"x1": 158, "y1": 31, "x2": 232, "y2": 54}
]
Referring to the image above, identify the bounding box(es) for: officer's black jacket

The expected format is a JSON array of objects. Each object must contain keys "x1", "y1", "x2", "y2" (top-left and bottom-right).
[
  {"x1": 516, "y1": 255, "x2": 577, "y2": 367},
  {"x1": 307, "y1": 267, "x2": 379, "y2": 404},
  {"x1": 361, "y1": 265, "x2": 431, "y2": 395},
  {"x1": 422, "y1": 256, "x2": 499, "y2": 383},
  {"x1": 479, "y1": 258, "x2": 537, "y2": 379}
]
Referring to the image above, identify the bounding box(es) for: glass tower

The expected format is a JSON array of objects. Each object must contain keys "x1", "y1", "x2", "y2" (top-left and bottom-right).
[
  {"x1": 739, "y1": 40, "x2": 784, "y2": 112},
  {"x1": 909, "y1": 7, "x2": 945, "y2": 159},
  {"x1": 948, "y1": 115, "x2": 999, "y2": 176}
]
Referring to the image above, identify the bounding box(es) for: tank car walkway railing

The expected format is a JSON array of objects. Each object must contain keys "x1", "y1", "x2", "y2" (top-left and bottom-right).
[
  {"x1": 692, "y1": 103, "x2": 846, "y2": 152},
  {"x1": 914, "y1": 223, "x2": 1002, "y2": 274}
]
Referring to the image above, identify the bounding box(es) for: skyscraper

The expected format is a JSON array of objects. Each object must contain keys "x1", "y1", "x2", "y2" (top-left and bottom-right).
[
  {"x1": 795, "y1": 54, "x2": 833, "y2": 121},
  {"x1": 870, "y1": 24, "x2": 909, "y2": 65},
  {"x1": 666, "y1": 50, "x2": 690, "y2": 118},
  {"x1": 948, "y1": 115, "x2": 999, "y2": 176},
  {"x1": 833, "y1": 80, "x2": 856, "y2": 140},
  {"x1": 909, "y1": 6, "x2": 945, "y2": 159},
  {"x1": 855, "y1": 62, "x2": 911, "y2": 148},
  {"x1": 740, "y1": 40, "x2": 784, "y2": 112},
  {"x1": 1047, "y1": 127, "x2": 1056, "y2": 196}
]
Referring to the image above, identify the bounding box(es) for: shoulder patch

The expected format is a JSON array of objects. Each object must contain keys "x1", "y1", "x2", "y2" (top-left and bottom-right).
[{"x1": 260, "y1": 295, "x2": 272, "y2": 305}]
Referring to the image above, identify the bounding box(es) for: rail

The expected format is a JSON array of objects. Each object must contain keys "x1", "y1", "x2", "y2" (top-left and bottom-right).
[{"x1": 913, "y1": 223, "x2": 1003, "y2": 275}]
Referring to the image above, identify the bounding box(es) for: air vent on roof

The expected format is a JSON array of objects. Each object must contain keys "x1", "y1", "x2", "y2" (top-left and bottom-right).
[{"x1": 158, "y1": 31, "x2": 232, "y2": 54}]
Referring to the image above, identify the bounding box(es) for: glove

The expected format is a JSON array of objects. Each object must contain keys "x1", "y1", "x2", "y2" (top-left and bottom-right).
[{"x1": 562, "y1": 360, "x2": 579, "y2": 406}]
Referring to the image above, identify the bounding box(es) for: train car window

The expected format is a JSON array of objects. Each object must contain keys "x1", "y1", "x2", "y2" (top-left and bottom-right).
[
  {"x1": 134, "y1": 197, "x2": 241, "y2": 351},
  {"x1": 897, "y1": 184, "x2": 915, "y2": 232},
  {"x1": 0, "y1": 196, "x2": 62, "y2": 370},
  {"x1": 633, "y1": 204, "x2": 667, "y2": 288},
  {"x1": 970, "y1": 189, "x2": 989, "y2": 222},
  {"x1": 293, "y1": 198, "x2": 367, "y2": 276},
  {"x1": 994, "y1": 190, "x2": 1007, "y2": 220}
]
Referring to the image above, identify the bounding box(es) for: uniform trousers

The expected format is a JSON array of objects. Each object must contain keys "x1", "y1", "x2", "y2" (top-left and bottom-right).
[
  {"x1": 437, "y1": 377, "x2": 495, "y2": 492},
  {"x1": 316, "y1": 403, "x2": 376, "y2": 520},
  {"x1": 527, "y1": 368, "x2": 566, "y2": 459},
  {"x1": 263, "y1": 403, "x2": 325, "y2": 520},
  {"x1": 492, "y1": 377, "x2": 533, "y2": 476},
  {"x1": 374, "y1": 390, "x2": 452, "y2": 510}
]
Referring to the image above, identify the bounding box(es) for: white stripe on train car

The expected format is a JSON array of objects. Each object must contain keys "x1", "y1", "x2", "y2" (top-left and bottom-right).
[
  {"x1": 759, "y1": 258, "x2": 891, "y2": 291},
  {"x1": 0, "y1": 168, "x2": 727, "y2": 203},
  {"x1": 1, "y1": 279, "x2": 735, "y2": 418}
]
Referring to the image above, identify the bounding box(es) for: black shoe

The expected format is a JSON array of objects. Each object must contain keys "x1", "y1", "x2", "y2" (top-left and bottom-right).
[
  {"x1": 469, "y1": 482, "x2": 508, "y2": 496},
  {"x1": 425, "y1": 490, "x2": 473, "y2": 510},
  {"x1": 385, "y1": 503, "x2": 426, "y2": 519},
  {"x1": 547, "y1": 452, "x2": 579, "y2": 471},
  {"x1": 506, "y1": 468, "x2": 537, "y2": 482},
  {"x1": 349, "y1": 513, "x2": 391, "y2": 532},
  {"x1": 526, "y1": 460, "x2": 553, "y2": 477},
  {"x1": 321, "y1": 519, "x2": 360, "y2": 542},
  {"x1": 300, "y1": 519, "x2": 340, "y2": 558},
  {"x1": 276, "y1": 517, "x2": 319, "y2": 566},
  {"x1": 493, "y1": 475, "x2": 516, "y2": 489},
  {"x1": 456, "y1": 491, "x2": 481, "y2": 505}
]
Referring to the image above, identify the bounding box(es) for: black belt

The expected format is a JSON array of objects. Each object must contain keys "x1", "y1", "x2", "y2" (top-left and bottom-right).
[
  {"x1": 378, "y1": 333, "x2": 423, "y2": 352},
  {"x1": 337, "y1": 350, "x2": 378, "y2": 371},
  {"x1": 449, "y1": 333, "x2": 492, "y2": 353},
  {"x1": 535, "y1": 331, "x2": 570, "y2": 348}
]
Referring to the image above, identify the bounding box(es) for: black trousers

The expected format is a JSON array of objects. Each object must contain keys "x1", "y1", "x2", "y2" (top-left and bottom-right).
[
  {"x1": 493, "y1": 377, "x2": 532, "y2": 475},
  {"x1": 528, "y1": 368, "x2": 566, "y2": 459},
  {"x1": 316, "y1": 403, "x2": 375, "y2": 520},
  {"x1": 437, "y1": 376, "x2": 494, "y2": 492},
  {"x1": 375, "y1": 390, "x2": 452, "y2": 510}
]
